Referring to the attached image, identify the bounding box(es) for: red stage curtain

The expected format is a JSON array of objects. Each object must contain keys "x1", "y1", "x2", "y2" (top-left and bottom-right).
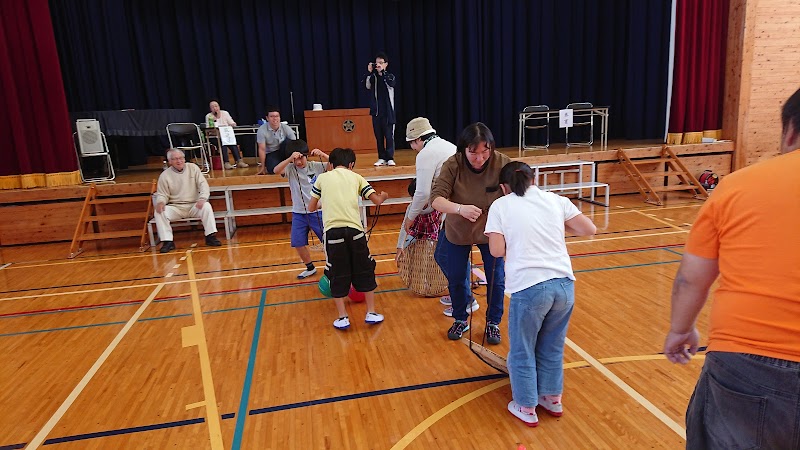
[
  {"x1": 668, "y1": 0, "x2": 729, "y2": 145},
  {"x1": 0, "y1": 0, "x2": 79, "y2": 189}
]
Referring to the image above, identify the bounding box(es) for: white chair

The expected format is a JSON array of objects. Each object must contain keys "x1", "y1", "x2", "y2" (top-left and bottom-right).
[
  {"x1": 565, "y1": 102, "x2": 594, "y2": 147},
  {"x1": 166, "y1": 123, "x2": 210, "y2": 174}
]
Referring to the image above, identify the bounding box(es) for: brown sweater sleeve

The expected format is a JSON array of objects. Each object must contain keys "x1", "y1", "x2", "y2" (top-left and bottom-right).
[
  {"x1": 438, "y1": 151, "x2": 511, "y2": 245},
  {"x1": 429, "y1": 154, "x2": 458, "y2": 207}
]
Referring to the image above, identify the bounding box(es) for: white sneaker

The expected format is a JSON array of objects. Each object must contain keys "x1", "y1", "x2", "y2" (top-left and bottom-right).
[
  {"x1": 440, "y1": 295, "x2": 452, "y2": 305},
  {"x1": 443, "y1": 299, "x2": 479, "y2": 317},
  {"x1": 224, "y1": 162, "x2": 234, "y2": 170},
  {"x1": 508, "y1": 401, "x2": 538, "y2": 427},
  {"x1": 297, "y1": 267, "x2": 317, "y2": 279},
  {"x1": 374, "y1": 159, "x2": 387, "y2": 166},
  {"x1": 387, "y1": 160, "x2": 396, "y2": 166},
  {"x1": 334, "y1": 316, "x2": 350, "y2": 329},
  {"x1": 365, "y1": 312, "x2": 384, "y2": 324},
  {"x1": 237, "y1": 160, "x2": 249, "y2": 168}
]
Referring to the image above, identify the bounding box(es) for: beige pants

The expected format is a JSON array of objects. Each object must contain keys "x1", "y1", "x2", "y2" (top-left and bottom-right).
[{"x1": 154, "y1": 202, "x2": 217, "y2": 242}]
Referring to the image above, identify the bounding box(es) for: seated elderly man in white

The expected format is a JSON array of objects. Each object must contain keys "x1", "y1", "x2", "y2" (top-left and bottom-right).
[{"x1": 154, "y1": 148, "x2": 222, "y2": 253}]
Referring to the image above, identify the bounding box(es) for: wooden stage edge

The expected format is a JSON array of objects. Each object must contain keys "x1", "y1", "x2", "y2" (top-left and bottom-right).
[{"x1": 0, "y1": 141, "x2": 733, "y2": 246}]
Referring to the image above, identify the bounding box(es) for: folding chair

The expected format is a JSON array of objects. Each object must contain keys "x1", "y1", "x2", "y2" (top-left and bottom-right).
[
  {"x1": 565, "y1": 102, "x2": 594, "y2": 147},
  {"x1": 519, "y1": 105, "x2": 550, "y2": 151},
  {"x1": 166, "y1": 123, "x2": 210, "y2": 174},
  {"x1": 73, "y1": 119, "x2": 115, "y2": 183}
]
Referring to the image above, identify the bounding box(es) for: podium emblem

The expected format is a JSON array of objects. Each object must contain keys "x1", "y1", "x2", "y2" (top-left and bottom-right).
[{"x1": 342, "y1": 120, "x2": 356, "y2": 133}]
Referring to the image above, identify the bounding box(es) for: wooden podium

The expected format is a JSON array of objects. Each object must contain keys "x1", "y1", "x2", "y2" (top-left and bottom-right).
[{"x1": 304, "y1": 108, "x2": 376, "y2": 155}]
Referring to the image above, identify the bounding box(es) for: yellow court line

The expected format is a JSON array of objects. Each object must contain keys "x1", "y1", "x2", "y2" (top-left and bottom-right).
[
  {"x1": 599, "y1": 353, "x2": 705, "y2": 364},
  {"x1": 181, "y1": 251, "x2": 224, "y2": 449},
  {"x1": 566, "y1": 229, "x2": 688, "y2": 244},
  {"x1": 390, "y1": 361, "x2": 590, "y2": 450},
  {"x1": 565, "y1": 338, "x2": 686, "y2": 439},
  {"x1": 24, "y1": 282, "x2": 166, "y2": 450},
  {"x1": 631, "y1": 209, "x2": 685, "y2": 232},
  {"x1": 389, "y1": 352, "x2": 694, "y2": 449},
  {"x1": 389, "y1": 379, "x2": 510, "y2": 450}
]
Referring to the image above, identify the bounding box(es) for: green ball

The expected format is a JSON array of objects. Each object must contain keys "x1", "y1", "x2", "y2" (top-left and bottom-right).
[{"x1": 318, "y1": 274, "x2": 332, "y2": 297}]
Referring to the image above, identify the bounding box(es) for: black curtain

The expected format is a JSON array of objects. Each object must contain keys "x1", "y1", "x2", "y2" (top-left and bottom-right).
[{"x1": 50, "y1": 0, "x2": 671, "y2": 149}]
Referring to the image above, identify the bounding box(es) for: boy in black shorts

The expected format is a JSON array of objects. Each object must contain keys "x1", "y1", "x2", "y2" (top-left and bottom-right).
[{"x1": 308, "y1": 148, "x2": 389, "y2": 329}]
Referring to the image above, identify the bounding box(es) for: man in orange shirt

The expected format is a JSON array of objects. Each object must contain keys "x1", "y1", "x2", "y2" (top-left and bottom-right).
[{"x1": 664, "y1": 88, "x2": 800, "y2": 449}]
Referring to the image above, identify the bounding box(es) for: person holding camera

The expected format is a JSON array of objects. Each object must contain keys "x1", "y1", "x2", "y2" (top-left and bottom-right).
[{"x1": 363, "y1": 52, "x2": 397, "y2": 167}]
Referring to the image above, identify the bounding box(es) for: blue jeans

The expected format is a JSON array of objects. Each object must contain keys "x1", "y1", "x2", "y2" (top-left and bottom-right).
[
  {"x1": 434, "y1": 226, "x2": 472, "y2": 305},
  {"x1": 686, "y1": 351, "x2": 800, "y2": 450},
  {"x1": 507, "y1": 278, "x2": 574, "y2": 408},
  {"x1": 435, "y1": 226, "x2": 505, "y2": 323}
]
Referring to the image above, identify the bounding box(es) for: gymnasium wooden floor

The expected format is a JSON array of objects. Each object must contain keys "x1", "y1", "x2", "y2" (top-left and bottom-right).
[{"x1": 0, "y1": 192, "x2": 709, "y2": 450}]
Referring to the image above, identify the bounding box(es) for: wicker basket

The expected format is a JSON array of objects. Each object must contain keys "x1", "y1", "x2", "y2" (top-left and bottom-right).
[{"x1": 397, "y1": 238, "x2": 448, "y2": 297}]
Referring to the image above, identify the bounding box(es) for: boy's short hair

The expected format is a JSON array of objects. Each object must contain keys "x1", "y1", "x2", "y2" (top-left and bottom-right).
[
  {"x1": 329, "y1": 148, "x2": 356, "y2": 168},
  {"x1": 285, "y1": 139, "x2": 309, "y2": 156}
]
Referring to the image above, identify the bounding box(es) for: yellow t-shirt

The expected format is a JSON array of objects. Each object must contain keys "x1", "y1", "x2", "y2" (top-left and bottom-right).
[
  {"x1": 311, "y1": 167, "x2": 375, "y2": 232},
  {"x1": 686, "y1": 149, "x2": 800, "y2": 362}
]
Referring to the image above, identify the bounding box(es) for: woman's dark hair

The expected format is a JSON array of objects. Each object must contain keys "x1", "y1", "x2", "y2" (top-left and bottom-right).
[
  {"x1": 455, "y1": 122, "x2": 496, "y2": 155},
  {"x1": 407, "y1": 178, "x2": 416, "y2": 197},
  {"x1": 499, "y1": 161, "x2": 534, "y2": 196},
  {"x1": 329, "y1": 148, "x2": 356, "y2": 168},
  {"x1": 781, "y1": 87, "x2": 800, "y2": 135}
]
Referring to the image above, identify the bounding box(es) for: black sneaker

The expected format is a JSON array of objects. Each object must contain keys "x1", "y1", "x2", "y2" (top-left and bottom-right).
[
  {"x1": 447, "y1": 320, "x2": 470, "y2": 340},
  {"x1": 486, "y1": 322, "x2": 501, "y2": 345},
  {"x1": 205, "y1": 233, "x2": 222, "y2": 246},
  {"x1": 160, "y1": 241, "x2": 175, "y2": 253}
]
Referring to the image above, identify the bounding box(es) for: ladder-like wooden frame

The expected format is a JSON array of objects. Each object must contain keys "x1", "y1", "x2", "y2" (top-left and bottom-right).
[
  {"x1": 68, "y1": 181, "x2": 156, "y2": 258},
  {"x1": 617, "y1": 147, "x2": 709, "y2": 206}
]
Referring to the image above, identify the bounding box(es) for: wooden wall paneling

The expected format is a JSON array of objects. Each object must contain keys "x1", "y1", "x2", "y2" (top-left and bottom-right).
[{"x1": 0, "y1": 202, "x2": 84, "y2": 244}]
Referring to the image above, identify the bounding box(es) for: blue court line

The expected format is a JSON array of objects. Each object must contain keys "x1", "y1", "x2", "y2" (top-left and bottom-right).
[
  {"x1": 663, "y1": 247, "x2": 684, "y2": 256},
  {"x1": 2, "y1": 245, "x2": 684, "y2": 322},
  {"x1": 0, "y1": 258, "x2": 682, "y2": 338},
  {"x1": 574, "y1": 260, "x2": 679, "y2": 273},
  {"x1": 249, "y1": 374, "x2": 506, "y2": 415},
  {"x1": 0, "y1": 287, "x2": 406, "y2": 338},
  {"x1": 231, "y1": 290, "x2": 267, "y2": 450},
  {"x1": 0, "y1": 374, "x2": 506, "y2": 448}
]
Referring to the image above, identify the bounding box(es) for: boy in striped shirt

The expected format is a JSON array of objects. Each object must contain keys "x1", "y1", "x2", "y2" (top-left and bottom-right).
[{"x1": 308, "y1": 148, "x2": 389, "y2": 330}]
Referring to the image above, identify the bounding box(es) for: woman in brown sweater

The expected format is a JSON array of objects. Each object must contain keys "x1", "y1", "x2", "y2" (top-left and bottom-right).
[{"x1": 430, "y1": 123, "x2": 510, "y2": 343}]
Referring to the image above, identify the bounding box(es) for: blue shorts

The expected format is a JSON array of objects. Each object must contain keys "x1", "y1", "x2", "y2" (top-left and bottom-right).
[{"x1": 290, "y1": 211, "x2": 324, "y2": 247}]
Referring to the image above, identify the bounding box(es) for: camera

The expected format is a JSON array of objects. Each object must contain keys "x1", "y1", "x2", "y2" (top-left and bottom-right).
[{"x1": 371, "y1": 62, "x2": 380, "y2": 71}]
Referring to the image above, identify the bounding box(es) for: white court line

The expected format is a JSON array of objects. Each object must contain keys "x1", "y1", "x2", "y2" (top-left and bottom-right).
[
  {"x1": 565, "y1": 337, "x2": 686, "y2": 439},
  {"x1": 0, "y1": 263, "x2": 10, "y2": 270},
  {"x1": 631, "y1": 210, "x2": 684, "y2": 231},
  {"x1": 24, "y1": 282, "x2": 166, "y2": 450},
  {"x1": 0, "y1": 229, "x2": 690, "y2": 304}
]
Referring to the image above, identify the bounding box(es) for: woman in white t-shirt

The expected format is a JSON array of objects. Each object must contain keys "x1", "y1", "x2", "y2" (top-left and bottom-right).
[
  {"x1": 484, "y1": 161, "x2": 596, "y2": 427},
  {"x1": 205, "y1": 100, "x2": 248, "y2": 169}
]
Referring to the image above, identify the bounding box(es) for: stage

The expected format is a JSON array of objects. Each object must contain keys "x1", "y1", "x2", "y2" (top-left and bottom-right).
[{"x1": 0, "y1": 140, "x2": 734, "y2": 246}]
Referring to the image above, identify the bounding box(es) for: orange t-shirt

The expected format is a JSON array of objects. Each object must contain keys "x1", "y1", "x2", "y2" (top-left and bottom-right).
[{"x1": 686, "y1": 149, "x2": 800, "y2": 362}]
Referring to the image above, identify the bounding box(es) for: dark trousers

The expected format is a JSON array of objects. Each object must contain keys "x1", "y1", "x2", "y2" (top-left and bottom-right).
[
  {"x1": 265, "y1": 141, "x2": 289, "y2": 174},
  {"x1": 223, "y1": 144, "x2": 241, "y2": 162},
  {"x1": 372, "y1": 115, "x2": 395, "y2": 161},
  {"x1": 686, "y1": 351, "x2": 800, "y2": 449}
]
